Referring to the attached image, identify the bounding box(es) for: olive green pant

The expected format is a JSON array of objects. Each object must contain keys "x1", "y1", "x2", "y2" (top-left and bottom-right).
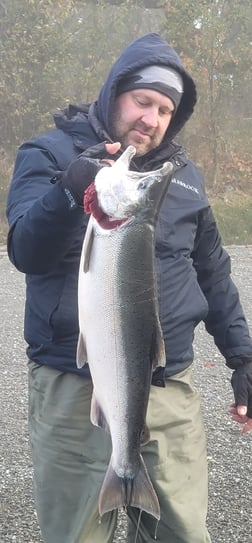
[{"x1": 28, "y1": 362, "x2": 212, "y2": 543}]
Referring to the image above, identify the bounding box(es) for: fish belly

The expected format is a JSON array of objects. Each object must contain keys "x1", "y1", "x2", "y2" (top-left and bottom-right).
[{"x1": 77, "y1": 221, "x2": 164, "y2": 520}]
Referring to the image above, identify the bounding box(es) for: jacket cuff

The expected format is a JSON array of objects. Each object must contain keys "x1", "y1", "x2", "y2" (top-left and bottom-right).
[{"x1": 226, "y1": 356, "x2": 252, "y2": 370}]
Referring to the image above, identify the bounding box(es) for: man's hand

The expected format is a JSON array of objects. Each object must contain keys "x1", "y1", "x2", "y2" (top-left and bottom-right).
[
  {"x1": 57, "y1": 141, "x2": 121, "y2": 206},
  {"x1": 229, "y1": 404, "x2": 252, "y2": 434},
  {"x1": 79, "y1": 142, "x2": 120, "y2": 159},
  {"x1": 227, "y1": 357, "x2": 252, "y2": 433}
]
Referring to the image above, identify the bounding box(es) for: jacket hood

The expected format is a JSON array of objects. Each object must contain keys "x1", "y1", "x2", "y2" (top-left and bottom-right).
[{"x1": 97, "y1": 33, "x2": 197, "y2": 143}]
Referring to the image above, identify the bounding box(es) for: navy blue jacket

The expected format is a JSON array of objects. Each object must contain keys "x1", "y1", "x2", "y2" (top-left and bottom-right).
[{"x1": 6, "y1": 33, "x2": 252, "y2": 378}]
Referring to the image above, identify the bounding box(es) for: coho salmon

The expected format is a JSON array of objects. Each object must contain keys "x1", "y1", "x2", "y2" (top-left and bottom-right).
[{"x1": 77, "y1": 145, "x2": 173, "y2": 521}]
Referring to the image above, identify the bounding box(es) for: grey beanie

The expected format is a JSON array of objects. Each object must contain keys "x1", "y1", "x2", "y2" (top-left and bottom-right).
[{"x1": 117, "y1": 65, "x2": 184, "y2": 112}]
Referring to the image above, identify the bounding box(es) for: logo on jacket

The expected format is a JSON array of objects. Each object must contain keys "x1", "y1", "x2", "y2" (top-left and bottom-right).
[{"x1": 171, "y1": 178, "x2": 199, "y2": 195}]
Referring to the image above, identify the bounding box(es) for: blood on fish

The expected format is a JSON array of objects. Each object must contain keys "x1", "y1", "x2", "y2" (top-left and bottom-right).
[{"x1": 84, "y1": 182, "x2": 127, "y2": 230}]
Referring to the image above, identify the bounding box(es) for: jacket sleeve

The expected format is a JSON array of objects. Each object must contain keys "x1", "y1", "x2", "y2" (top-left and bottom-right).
[
  {"x1": 6, "y1": 140, "x2": 84, "y2": 274},
  {"x1": 192, "y1": 206, "x2": 252, "y2": 361}
]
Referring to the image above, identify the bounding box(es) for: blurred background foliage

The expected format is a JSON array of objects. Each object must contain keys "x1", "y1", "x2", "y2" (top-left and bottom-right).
[{"x1": 0, "y1": 0, "x2": 251, "y2": 244}]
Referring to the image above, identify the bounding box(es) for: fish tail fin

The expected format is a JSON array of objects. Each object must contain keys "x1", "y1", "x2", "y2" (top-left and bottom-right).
[{"x1": 99, "y1": 455, "x2": 160, "y2": 520}]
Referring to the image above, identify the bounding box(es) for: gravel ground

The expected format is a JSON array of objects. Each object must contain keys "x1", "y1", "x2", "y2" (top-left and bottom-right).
[{"x1": 0, "y1": 245, "x2": 251, "y2": 543}]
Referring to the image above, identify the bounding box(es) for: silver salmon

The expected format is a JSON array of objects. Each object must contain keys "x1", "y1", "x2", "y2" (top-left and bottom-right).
[{"x1": 77, "y1": 146, "x2": 173, "y2": 520}]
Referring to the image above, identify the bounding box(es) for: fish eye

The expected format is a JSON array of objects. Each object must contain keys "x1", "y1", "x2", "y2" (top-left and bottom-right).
[{"x1": 138, "y1": 180, "x2": 147, "y2": 189}]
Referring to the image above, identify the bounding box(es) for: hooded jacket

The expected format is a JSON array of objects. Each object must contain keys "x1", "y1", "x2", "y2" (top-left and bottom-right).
[{"x1": 6, "y1": 33, "x2": 252, "y2": 378}]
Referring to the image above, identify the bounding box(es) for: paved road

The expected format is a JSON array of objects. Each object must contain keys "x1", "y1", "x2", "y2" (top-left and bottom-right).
[{"x1": 0, "y1": 247, "x2": 251, "y2": 543}]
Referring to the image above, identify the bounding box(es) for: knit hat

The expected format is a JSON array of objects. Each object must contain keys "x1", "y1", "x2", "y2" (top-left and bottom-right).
[{"x1": 117, "y1": 65, "x2": 184, "y2": 112}]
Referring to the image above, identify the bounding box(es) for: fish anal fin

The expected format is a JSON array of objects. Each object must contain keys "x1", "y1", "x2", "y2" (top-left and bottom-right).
[
  {"x1": 91, "y1": 392, "x2": 110, "y2": 433},
  {"x1": 76, "y1": 333, "x2": 88, "y2": 368},
  {"x1": 99, "y1": 455, "x2": 160, "y2": 521}
]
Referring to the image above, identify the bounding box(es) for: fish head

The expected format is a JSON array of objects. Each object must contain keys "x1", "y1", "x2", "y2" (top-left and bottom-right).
[
  {"x1": 95, "y1": 145, "x2": 138, "y2": 219},
  {"x1": 94, "y1": 146, "x2": 173, "y2": 222},
  {"x1": 134, "y1": 161, "x2": 173, "y2": 225}
]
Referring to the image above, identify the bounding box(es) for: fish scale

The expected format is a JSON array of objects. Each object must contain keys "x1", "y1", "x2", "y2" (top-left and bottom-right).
[{"x1": 77, "y1": 146, "x2": 173, "y2": 520}]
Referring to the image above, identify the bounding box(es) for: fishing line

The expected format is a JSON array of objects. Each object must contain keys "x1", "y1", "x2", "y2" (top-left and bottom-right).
[
  {"x1": 134, "y1": 509, "x2": 143, "y2": 543},
  {"x1": 154, "y1": 518, "x2": 159, "y2": 540}
]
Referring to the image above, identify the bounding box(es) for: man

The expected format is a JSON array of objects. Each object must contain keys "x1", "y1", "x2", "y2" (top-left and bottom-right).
[{"x1": 6, "y1": 33, "x2": 252, "y2": 543}]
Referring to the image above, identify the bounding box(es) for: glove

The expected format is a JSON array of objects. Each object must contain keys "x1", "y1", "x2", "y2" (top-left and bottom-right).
[
  {"x1": 227, "y1": 356, "x2": 252, "y2": 418},
  {"x1": 54, "y1": 142, "x2": 111, "y2": 207}
]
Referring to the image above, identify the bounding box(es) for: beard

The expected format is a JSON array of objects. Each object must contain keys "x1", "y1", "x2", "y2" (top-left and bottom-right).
[{"x1": 111, "y1": 113, "x2": 162, "y2": 157}]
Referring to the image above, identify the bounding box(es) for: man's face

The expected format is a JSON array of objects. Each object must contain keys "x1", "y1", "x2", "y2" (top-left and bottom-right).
[{"x1": 112, "y1": 89, "x2": 174, "y2": 157}]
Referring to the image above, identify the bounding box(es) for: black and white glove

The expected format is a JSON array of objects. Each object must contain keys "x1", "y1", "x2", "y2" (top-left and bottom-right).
[
  {"x1": 227, "y1": 356, "x2": 252, "y2": 418},
  {"x1": 54, "y1": 142, "x2": 111, "y2": 207}
]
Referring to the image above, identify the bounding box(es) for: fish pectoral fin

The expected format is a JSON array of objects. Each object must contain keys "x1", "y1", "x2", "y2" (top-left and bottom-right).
[
  {"x1": 76, "y1": 333, "x2": 88, "y2": 368},
  {"x1": 82, "y1": 217, "x2": 94, "y2": 273},
  {"x1": 99, "y1": 455, "x2": 160, "y2": 521},
  {"x1": 151, "y1": 319, "x2": 166, "y2": 369},
  {"x1": 91, "y1": 392, "x2": 110, "y2": 433}
]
